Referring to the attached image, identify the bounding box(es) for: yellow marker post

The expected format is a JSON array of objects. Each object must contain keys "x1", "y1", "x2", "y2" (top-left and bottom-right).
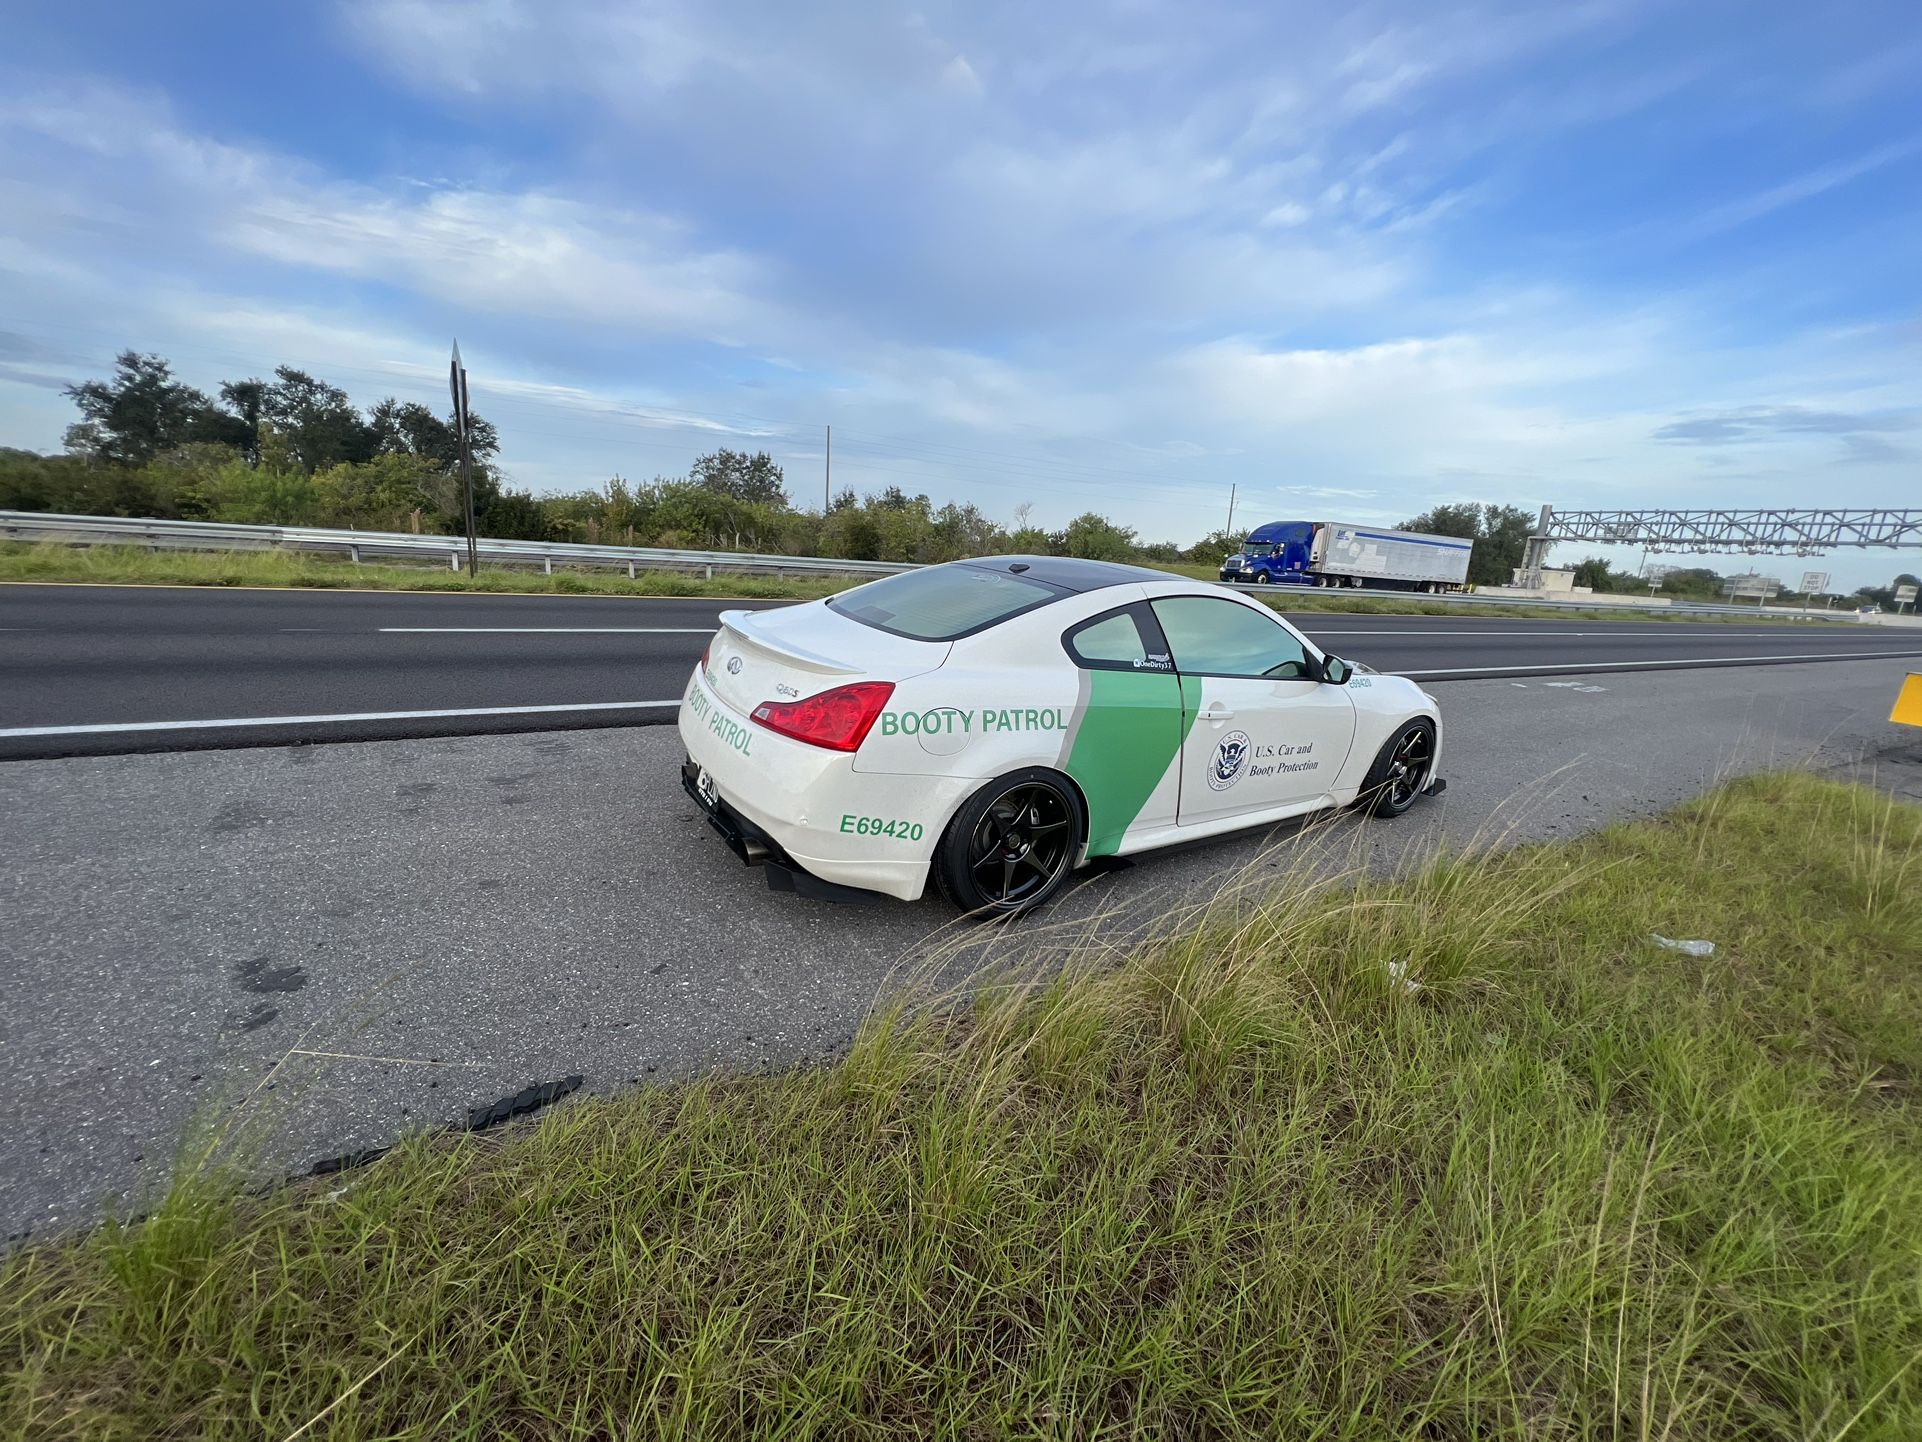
[{"x1": 1893, "y1": 673, "x2": 1922, "y2": 728}]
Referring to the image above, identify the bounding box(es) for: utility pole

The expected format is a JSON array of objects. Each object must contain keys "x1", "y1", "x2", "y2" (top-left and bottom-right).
[
  {"x1": 1225, "y1": 483, "x2": 1237, "y2": 537},
  {"x1": 824, "y1": 424, "x2": 832, "y2": 513},
  {"x1": 451, "y1": 340, "x2": 477, "y2": 577}
]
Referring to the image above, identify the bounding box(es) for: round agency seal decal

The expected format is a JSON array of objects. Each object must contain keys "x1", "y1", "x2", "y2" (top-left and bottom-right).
[{"x1": 1208, "y1": 729, "x2": 1251, "y2": 791}]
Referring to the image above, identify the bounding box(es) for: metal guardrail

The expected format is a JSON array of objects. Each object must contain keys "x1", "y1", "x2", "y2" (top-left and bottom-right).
[{"x1": 0, "y1": 511, "x2": 916, "y2": 581}]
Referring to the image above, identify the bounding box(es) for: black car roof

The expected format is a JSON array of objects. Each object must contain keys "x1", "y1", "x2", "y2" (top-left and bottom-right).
[{"x1": 953, "y1": 554, "x2": 1176, "y2": 593}]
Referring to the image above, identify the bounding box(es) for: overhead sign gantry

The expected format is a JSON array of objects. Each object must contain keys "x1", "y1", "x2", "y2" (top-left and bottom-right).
[{"x1": 1518, "y1": 507, "x2": 1922, "y2": 585}]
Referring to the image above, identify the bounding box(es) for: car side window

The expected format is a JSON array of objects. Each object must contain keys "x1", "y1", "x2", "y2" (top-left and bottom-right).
[
  {"x1": 1150, "y1": 596, "x2": 1312, "y2": 680},
  {"x1": 1063, "y1": 607, "x2": 1172, "y2": 673}
]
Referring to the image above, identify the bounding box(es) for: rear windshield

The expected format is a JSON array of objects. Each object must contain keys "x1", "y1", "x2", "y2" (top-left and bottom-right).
[{"x1": 829, "y1": 565, "x2": 1063, "y2": 641}]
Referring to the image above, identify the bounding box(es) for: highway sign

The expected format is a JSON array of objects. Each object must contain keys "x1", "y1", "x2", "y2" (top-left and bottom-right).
[
  {"x1": 1799, "y1": 570, "x2": 1829, "y2": 594},
  {"x1": 449, "y1": 340, "x2": 470, "y2": 438},
  {"x1": 1897, "y1": 583, "x2": 1919, "y2": 603},
  {"x1": 451, "y1": 340, "x2": 476, "y2": 577}
]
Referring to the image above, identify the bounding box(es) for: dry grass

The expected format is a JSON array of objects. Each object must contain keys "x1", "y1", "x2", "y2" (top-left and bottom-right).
[
  {"x1": 2, "y1": 772, "x2": 1919, "y2": 1439},
  {"x1": 0, "y1": 542, "x2": 852, "y2": 601}
]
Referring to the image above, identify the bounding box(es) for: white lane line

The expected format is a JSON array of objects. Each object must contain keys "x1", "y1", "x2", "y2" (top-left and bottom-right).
[
  {"x1": 1310, "y1": 628, "x2": 1868, "y2": 638},
  {"x1": 0, "y1": 700, "x2": 683, "y2": 739},
  {"x1": 378, "y1": 627, "x2": 715, "y2": 634},
  {"x1": 1402, "y1": 648, "x2": 1922, "y2": 678}
]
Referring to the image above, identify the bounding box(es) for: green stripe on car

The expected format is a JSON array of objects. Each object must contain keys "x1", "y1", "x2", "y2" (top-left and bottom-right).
[{"x1": 1062, "y1": 671, "x2": 1201, "y2": 857}]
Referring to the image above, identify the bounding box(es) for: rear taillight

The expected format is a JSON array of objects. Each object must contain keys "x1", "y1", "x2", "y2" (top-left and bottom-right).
[
  {"x1": 700, "y1": 637, "x2": 713, "y2": 675},
  {"x1": 751, "y1": 681, "x2": 895, "y2": 752}
]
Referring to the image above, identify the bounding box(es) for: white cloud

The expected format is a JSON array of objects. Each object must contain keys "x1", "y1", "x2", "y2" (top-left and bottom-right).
[
  {"x1": 1, "y1": 83, "x2": 772, "y2": 344},
  {"x1": 1674, "y1": 138, "x2": 1922, "y2": 242},
  {"x1": 940, "y1": 55, "x2": 983, "y2": 96},
  {"x1": 1281, "y1": 484, "x2": 1380, "y2": 499},
  {"x1": 343, "y1": 0, "x2": 720, "y2": 96},
  {"x1": 1259, "y1": 201, "x2": 1312, "y2": 229}
]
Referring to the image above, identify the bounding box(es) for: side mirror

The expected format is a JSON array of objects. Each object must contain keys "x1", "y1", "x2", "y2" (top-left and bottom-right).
[{"x1": 1322, "y1": 656, "x2": 1352, "y2": 686}]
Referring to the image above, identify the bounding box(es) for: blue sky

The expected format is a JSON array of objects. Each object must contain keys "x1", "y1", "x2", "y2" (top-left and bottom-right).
[{"x1": 1, "y1": 0, "x2": 1917, "y2": 586}]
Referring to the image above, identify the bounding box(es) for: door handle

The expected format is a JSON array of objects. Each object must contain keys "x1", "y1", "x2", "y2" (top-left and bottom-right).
[{"x1": 1201, "y1": 703, "x2": 1235, "y2": 721}]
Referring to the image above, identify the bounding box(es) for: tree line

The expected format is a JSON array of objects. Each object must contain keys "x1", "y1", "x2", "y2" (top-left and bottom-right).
[
  {"x1": 3, "y1": 350, "x2": 1912, "y2": 599},
  {"x1": 0, "y1": 351, "x2": 1219, "y2": 565}
]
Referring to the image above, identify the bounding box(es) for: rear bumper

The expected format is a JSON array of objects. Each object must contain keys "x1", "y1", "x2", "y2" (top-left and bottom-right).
[
  {"x1": 680, "y1": 761, "x2": 884, "y2": 904},
  {"x1": 677, "y1": 665, "x2": 964, "y2": 902}
]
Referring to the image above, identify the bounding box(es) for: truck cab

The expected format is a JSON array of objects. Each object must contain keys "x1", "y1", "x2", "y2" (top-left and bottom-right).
[{"x1": 1219, "y1": 522, "x2": 1317, "y2": 585}]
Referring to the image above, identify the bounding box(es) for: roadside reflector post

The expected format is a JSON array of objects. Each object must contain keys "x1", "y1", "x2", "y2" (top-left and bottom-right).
[
  {"x1": 1893, "y1": 674, "x2": 1922, "y2": 729},
  {"x1": 627, "y1": 561, "x2": 636, "y2": 579},
  {"x1": 449, "y1": 551, "x2": 459, "y2": 572},
  {"x1": 349, "y1": 545, "x2": 360, "y2": 565},
  {"x1": 544, "y1": 557, "x2": 552, "y2": 575}
]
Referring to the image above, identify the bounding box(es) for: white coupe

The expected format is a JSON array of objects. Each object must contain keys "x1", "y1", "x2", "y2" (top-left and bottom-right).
[{"x1": 680, "y1": 556, "x2": 1444, "y2": 915}]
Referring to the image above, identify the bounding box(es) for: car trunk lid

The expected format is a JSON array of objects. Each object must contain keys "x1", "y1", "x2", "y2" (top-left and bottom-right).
[{"x1": 705, "y1": 603, "x2": 949, "y2": 716}]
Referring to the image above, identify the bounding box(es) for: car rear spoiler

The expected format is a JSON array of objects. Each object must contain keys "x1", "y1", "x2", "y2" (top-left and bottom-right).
[{"x1": 718, "y1": 608, "x2": 867, "y2": 675}]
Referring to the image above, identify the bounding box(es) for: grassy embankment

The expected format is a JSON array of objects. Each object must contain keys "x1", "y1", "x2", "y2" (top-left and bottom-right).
[
  {"x1": 0, "y1": 542, "x2": 1831, "y2": 622},
  {"x1": 4, "y1": 771, "x2": 1919, "y2": 1439}
]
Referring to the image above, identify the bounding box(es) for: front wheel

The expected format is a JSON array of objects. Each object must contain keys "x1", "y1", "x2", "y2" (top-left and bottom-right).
[
  {"x1": 1253, "y1": 570, "x2": 1270, "y2": 585},
  {"x1": 1359, "y1": 719, "x2": 1437, "y2": 817},
  {"x1": 933, "y1": 770, "x2": 1084, "y2": 917}
]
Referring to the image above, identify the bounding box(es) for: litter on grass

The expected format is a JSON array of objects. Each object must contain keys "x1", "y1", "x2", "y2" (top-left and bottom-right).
[
  {"x1": 1649, "y1": 934, "x2": 1716, "y2": 957},
  {"x1": 1385, "y1": 958, "x2": 1423, "y2": 994}
]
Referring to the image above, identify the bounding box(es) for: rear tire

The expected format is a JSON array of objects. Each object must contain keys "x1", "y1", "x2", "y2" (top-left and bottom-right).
[
  {"x1": 933, "y1": 769, "x2": 1084, "y2": 918},
  {"x1": 1359, "y1": 719, "x2": 1437, "y2": 817}
]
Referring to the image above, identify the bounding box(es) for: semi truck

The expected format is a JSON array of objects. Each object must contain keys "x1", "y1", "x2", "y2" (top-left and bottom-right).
[{"x1": 1218, "y1": 520, "x2": 1473, "y2": 592}]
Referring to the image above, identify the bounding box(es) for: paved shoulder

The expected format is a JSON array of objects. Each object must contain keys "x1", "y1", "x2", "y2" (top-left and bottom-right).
[{"x1": 2, "y1": 657, "x2": 1917, "y2": 1239}]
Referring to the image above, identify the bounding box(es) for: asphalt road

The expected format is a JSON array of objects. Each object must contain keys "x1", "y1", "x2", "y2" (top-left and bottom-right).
[
  {"x1": 5, "y1": 583, "x2": 1922, "y2": 758},
  {"x1": 3, "y1": 656, "x2": 1919, "y2": 1240}
]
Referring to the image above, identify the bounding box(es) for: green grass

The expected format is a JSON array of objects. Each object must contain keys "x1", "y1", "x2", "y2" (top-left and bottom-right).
[
  {"x1": 1158, "y1": 560, "x2": 1829, "y2": 622},
  {"x1": 1266, "y1": 595, "x2": 1805, "y2": 621},
  {"x1": 1252, "y1": 592, "x2": 1819, "y2": 623},
  {"x1": 0, "y1": 542, "x2": 852, "y2": 601},
  {"x1": 4, "y1": 772, "x2": 1919, "y2": 1439}
]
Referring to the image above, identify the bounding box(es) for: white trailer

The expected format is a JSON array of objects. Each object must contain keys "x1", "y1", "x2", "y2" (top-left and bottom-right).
[
  {"x1": 1222, "y1": 519, "x2": 1473, "y2": 590},
  {"x1": 1312, "y1": 523, "x2": 1472, "y2": 590}
]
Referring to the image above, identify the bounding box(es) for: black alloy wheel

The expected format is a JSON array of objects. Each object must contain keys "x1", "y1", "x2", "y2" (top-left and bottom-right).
[
  {"x1": 934, "y1": 771, "x2": 1083, "y2": 916},
  {"x1": 968, "y1": 783, "x2": 1073, "y2": 905},
  {"x1": 1363, "y1": 719, "x2": 1437, "y2": 817}
]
